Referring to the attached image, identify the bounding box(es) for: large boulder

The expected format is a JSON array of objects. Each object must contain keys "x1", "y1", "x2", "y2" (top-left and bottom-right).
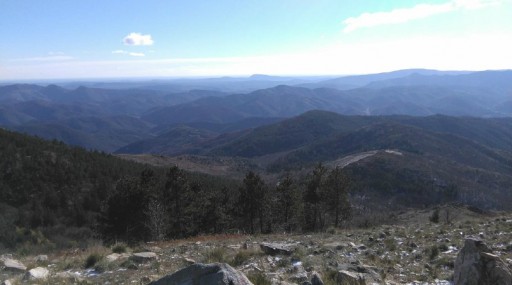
[
  {"x1": 24, "y1": 267, "x2": 49, "y2": 280},
  {"x1": 3, "y1": 259, "x2": 26, "y2": 272},
  {"x1": 131, "y1": 252, "x2": 158, "y2": 263},
  {"x1": 454, "y1": 238, "x2": 512, "y2": 285},
  {"x1": 149, "y1": 263, "x2": 253, "y2": 285}
]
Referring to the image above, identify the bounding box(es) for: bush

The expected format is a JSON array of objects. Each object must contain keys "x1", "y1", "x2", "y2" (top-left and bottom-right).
[
  {"x1": 427, "y1": 245, "x2": 439, "y2": 261},
  {"x1": 85, "y1": 253, "x2": 103, "y2": 268},
  {"x1": 112, "y1": 243, "x2": 128, "y2": 254},
  {"x1": 247, "y1": 271, "x2": 271, "y2": 285},
  {"x1": 384, "y1": 238, "x2": 397, "y2": 251},
  {"x1": 429, "y1": 209, "x2": 440, "y2": 223},
  {"x1": 204, "y1": 247, "x2": 227, "y2": 263},
  {"x1": 230, "y1": 250, "x2": 255, "y2": 267},
  {"x1": 93, "y1": 258, "x2": 112, "y2": 273}
]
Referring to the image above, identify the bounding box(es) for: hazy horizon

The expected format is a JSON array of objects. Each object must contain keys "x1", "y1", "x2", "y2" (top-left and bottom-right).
[{"x1": 2, "y1": 0, "x2": 511, "y2": 80}]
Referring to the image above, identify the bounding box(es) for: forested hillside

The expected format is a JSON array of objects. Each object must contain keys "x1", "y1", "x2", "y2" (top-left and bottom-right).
[{"x1": 0, "y1": 129, "x2": 353, "y2": 249}]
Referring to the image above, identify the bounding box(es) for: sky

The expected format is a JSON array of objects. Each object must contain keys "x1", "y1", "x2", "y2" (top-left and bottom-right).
[{"x1": 1, "y1": 0, "x2": 512, "y2": 80}]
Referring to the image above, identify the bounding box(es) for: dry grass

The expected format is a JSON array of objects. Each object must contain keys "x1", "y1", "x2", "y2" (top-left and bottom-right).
[{"x1": 3, "y1": 206, "x2": 512, "y2": 285}]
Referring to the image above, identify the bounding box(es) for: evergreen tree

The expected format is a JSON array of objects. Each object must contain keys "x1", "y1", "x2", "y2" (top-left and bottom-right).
[
  {"x1": 239, "y1": 171, "x2": 265, "y2": 234},
  {"x1": 322, "y1": 167, "x2": 351, "y2": 227},
  {"x1": 276, "y1": 174, "x2": 302, "y2": 232},
  {"x1": 164, "y1": 166, "x2": 189, "y2": 237},
  {"x1": 303, "y1": 163, "x2": 327, "y2": 231}
]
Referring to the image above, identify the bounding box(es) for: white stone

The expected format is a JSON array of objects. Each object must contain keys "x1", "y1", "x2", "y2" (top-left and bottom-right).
[
  {"x1": 24, "y1": 267, "x2": 49, "y2": 280},
  {"x1": 106, "y1": 253, "x2": 121, "y2": 262},
  {"x1": 3, "y1": 259, "x2": 27, "y2": 272}
]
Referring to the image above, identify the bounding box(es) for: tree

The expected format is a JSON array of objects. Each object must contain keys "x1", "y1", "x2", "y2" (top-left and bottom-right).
[
  {"x1": 164, "y1": 166, "x2": 189, "y2": 237},
  {"x1": 144, "y1": 198, "x2": 168, "y2": 241},
  {"x1": 275, "y1": 174, "x2": 302, "y2": 232},
  {"x1": 239, "y1": 171, "x2": 265, "y2": 234},
  {"x1": 102, "y1": 176, "x2": 148, "y2": 240},
  {"x1": 322, "y1": 167, "x2": 351, "y2": 227},
  {"x1": 303, "y1": 163, "x2": 327, "y2": 231}
]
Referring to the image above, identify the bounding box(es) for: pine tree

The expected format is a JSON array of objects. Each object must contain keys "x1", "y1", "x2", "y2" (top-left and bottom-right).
[
  {"x1": 304, "y1": 163, "x2": 327, "y2": 231},
  {"x1": 164, "y1": 166, "x2": 189, "y2": 237},
  {"x1": 239, "y1": 171, "x2": 265, "y2": 234},
  {"x1": 322, "y1": 167, "x2": 351, "y2": 227},
  {"x1": 276, "y1": 174, "x2": 302, "y2": 232}
]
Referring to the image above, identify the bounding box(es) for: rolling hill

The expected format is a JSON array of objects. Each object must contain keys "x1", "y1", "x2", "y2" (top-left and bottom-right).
[
  {"x1": 119, "y1": 110, "x2": 512, "y2": 209},
  {"x1": 2, "y1": 69, "x2": 512, "y2": 153}
]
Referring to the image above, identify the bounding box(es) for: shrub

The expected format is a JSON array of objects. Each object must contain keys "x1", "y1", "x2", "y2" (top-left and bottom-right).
[
  {"x1": 384, "y1": 238, "x2": 397, "y2": 251},
  {"x1": 93, "y1": 258, "x2": 111, "y2": 273},
  {"x1": 429, "y1": 209, "x2": 440, "y2": 223},
  {"x1": 427, "y1": 245, "x2": 439, "y2": 261},
  {"x1": 247, "y1": 271, "x2": 271, "y2": 285},
  {"x1": 85, "y1": 253, "x2": 103, "y2": 268},
  {"x1": 231, "y1": 250, "x2": 256, "y2": 267},
  {"x1": 112, "y1": 243, "x2": 128, "y2": 254},
  {"x1": 205, "y1": 247, "x2": 227, "y2": 263}
]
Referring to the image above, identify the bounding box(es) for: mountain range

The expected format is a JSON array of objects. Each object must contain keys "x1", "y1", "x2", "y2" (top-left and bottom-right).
[{"x1": 1, "y1": 69, "x2": 511, "y2": 153}]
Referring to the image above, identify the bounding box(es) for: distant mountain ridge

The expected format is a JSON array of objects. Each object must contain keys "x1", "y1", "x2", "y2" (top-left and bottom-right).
[
  {"x1": 1, "y1": 69, "x2": 512, "y2": 152},
  {"x1": 298, "y1": 69, "x2": 471, "y2": 90}
]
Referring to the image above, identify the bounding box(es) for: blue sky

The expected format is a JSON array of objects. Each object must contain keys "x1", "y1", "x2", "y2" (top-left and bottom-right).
[{"x1": 1, "y1": 0, "x2": 511, "y2": 80}]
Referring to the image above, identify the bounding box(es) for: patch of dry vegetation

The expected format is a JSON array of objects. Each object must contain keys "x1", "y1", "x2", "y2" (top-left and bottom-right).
[{"x1": 3, "y1": 205, "x2": 512, "y2": 285}]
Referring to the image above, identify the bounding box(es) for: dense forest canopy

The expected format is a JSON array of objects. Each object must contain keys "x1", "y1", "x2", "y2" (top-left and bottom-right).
[{"x1": 0, "y1": 129, "x2": 353, "y2": 249}]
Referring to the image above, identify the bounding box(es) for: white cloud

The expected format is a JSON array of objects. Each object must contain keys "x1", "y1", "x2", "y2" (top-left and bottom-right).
[
  {"x1": 123, "y1": 33, "x2": 154, "y2": 46},
  {"x1": 343, "y1": 0, "x2": 502, "y2": 33},
  {"x1": 112, "y1": 50, "x2": 145, "y2": 57}
]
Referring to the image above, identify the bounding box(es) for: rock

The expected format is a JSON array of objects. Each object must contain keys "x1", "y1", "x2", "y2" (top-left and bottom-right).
[
  {"x1": 184, "y1": 257, "x2": 196, "y2": 264},
  {"x1": 106, "y1": 253, "x2": 121, "y2": 262},
  {"x1": 131, "y1": 252, "x2": 158, "y2": 263},
  {"x1": 0, "y1": 254, "x2": 13, "y2": 262},
  {"x1": 24, "y1": 267, "x2": 49, "y2": 280},
  {"x1": 149, "y1": 263, "x2": 253, "y2": 285},
  {"x1": 289, "y1": 264, "x2": 308, "y2": 283},
  {"x1": 337, "y1": 270, "x2": 367, "y2": 285},
  {"x1": 106, "y1": 252, "x2": 130, "y2": 262},
  {"x1": 3, "y1": 259, "x2": 27, "y2": 272},
  {"x1": 311, "y1": 271, "x2": 324, "y2": 285},
  {"x1": 335, "y1": 263, "x2": 381, "y2": 285},
  {"x1": 2, "y1": 280, "x2": 12, "y2": 285},
  {"x1": 34, "y1": 255, "x2": 48, "y2": 262},
  {"x1": 260, "y1": 243, "x2": 295, "y2": 256},
  {"x1": 454, "y1": 238, "x2": 512, "y2": 285}
]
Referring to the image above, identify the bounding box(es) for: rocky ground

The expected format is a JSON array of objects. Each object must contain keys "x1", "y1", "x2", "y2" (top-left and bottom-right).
[{"x1": 2, "y1": 205, "x2": 512, "y2": 285}]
